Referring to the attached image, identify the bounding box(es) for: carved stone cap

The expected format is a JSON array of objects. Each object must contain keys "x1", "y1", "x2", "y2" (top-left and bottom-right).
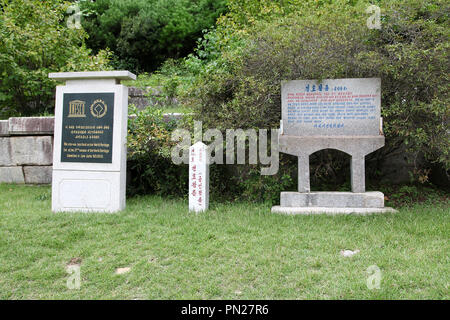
[{"x1": 48, "y1": 71, "x2": 136, "y2": 81}]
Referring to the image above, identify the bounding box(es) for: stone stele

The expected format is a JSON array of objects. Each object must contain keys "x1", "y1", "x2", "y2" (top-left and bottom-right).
[{"x1": 272, "y1": 78, "x2": 396, "y2": 215}]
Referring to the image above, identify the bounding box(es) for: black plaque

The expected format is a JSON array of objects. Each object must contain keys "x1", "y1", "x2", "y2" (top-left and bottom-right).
[{"x1": 61, "y1": 92, "x2": 114, "y2": 163}]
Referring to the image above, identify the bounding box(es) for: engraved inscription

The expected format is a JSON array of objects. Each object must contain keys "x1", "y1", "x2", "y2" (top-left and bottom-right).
[{"x1": 61, "y1": 93, "x2": 114, "y2": 163}]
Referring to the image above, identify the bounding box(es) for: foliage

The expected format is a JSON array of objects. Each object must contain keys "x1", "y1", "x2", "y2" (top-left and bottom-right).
[
  {"x1": 0, "y1": 0, "x2": 111, "y2": 119},
  {"x1": 183, "y1": 0, "x2": 450, "y2": 185},
  {"x1": 380, "y1": 183, "x2": 450, "y2": 207},
  {"x1": 79, "y1": 0, "x2": 228, "y2": 73}
]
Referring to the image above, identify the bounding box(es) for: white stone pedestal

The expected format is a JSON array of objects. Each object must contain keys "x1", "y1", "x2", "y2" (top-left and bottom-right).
[{"x1": 49, "y1": 71, "x2": 136, "y2": 213}]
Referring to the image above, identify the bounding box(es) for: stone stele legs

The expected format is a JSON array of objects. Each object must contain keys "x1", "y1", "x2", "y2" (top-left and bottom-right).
[{"x1": 271, "y1": 135, "x2": 397, "y2": 214}]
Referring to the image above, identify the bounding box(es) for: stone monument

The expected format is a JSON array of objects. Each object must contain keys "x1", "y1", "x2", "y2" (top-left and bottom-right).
[
  {"x1": 189, "y1": 142, "x2": 209, "y2": 212},
  {"x1": 272, "y1": 78, "x2": 396, "y2": 214},
  {"x1": 49, "y1": 71, "x2": 136, "y2": 213}
]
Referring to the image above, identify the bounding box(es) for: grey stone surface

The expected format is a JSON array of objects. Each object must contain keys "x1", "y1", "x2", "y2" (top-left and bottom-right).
[
  {"x1": 129, "y1": 87, "x2": 151, "y2": 109},
  {"x1": 23, "y1": 166, "x2": 52, "y2": 184},
  {"x1": 8, "y1": 117, "x2": 54, "y2": 135},
  {"x1": 298, "y1": 154, "x2": 310, "y2": 192},
  {"x1": 278, "y1": 135, "x2": 385, "y2": 157},
  {"x1": 0, "y1": 138, "x2": 12, "y2": 166},
  {"x1": 271, "y1": 206, "x2": 397, "y2": 215},
  {"x1": 0, "y1": 166, "x2": 25, "y2": 183},
  {"x1": 10, "y1": 136, "x2": 53, "y2": 165},
  {"x1": 0, "y1": 120, "x2": 8, "y2": 136},
  {"x1": 280, "y1": 191, "x2": 384, "y2": 208},
  {"x1": 281, "y1": 78, "x2": 381, "y2": 136},
  {"x1": 129, "y1": 96, "x2": 151, "y2": 109},
  {"x1": 49, "y1": 71, "x2": 136, "y2": 81}
]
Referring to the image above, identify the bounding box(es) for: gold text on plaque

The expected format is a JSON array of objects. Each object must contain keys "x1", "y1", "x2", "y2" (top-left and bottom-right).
[
  {"x1": 90, "y1": 99, "x2": 108, "y2": 118},
  {"x1": 68, "y1": 100, "x2": 86, "y2": 118}
]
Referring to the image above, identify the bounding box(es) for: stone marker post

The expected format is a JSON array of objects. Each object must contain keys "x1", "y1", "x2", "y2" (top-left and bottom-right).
[
  {"x1": 189, "y1": 142, "x2": 209, "y2": 212},
  {"x1": 49, "y1": 71, "x2": 136, "y2": 213}
]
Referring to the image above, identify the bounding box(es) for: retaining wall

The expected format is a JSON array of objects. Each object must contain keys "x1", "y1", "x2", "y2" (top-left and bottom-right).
[
  {"x1": 0, "y1": 117, "x2": 54, "y2": 184},
  {"x1": 0, "y1": 112, "x2": 183, "y2": 184}
]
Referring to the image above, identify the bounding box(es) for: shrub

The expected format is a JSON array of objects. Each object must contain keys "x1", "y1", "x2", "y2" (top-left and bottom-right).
[
  {"x1": 184, "y1": 0, "x2": 449, "y2": 185},
  {"x1": 127, "y1": 105, "x2": 188, "y2": 195},
  {"x1": 0, "y1": 0, "x2": 111, "y2": 119}
]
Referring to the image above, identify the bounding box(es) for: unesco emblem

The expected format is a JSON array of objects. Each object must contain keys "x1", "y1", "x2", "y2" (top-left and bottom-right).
[
  {"x1": 90, "y1": 99, "x2": 108, "y2": 118},
  {"x1": 68, "y1": 100, "x2": 86, "y2": 118}
]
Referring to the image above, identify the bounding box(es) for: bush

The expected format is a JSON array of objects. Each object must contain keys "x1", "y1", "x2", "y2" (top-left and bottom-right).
[
  {"x1": 79, "y1": 0, "x2": 228, "y2": 73},
  {"x1": 184, "y1": 0, "x2": 449, "y2": 185},
  {"x1": 127, "y1": 105, "x2": 295, "y2": 203},
  {"x1": 0, "y1": 0, "x2": 111, "y2": 119}
]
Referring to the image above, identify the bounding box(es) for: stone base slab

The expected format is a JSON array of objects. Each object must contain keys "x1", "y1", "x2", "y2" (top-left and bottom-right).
[
  {"x1": 271, "y1": 206, "x2": 398, "y2": 215},
  {"x1": 8, "y1": 117, "x2": 54, "y2": 135},
  {"x1": 280, "y1": 191, "x2": 385, "y2": 208}
]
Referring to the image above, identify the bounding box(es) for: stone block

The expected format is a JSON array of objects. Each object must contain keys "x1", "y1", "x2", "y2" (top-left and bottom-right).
[
  {"x1": 0, "y1": 138, "x2": 13, "y2": 166},
  {"x1": 8, "y1": 117, "x2": 54, "y2": 135},
  {"x1": 23, "y1": 166, "x2": 52, "y2": 184},
  {"x1": 0, "y1": 166, "x2": 25, "y2": 184},
  {"x1": 163, "y1": 113, "x2": 184, "y2": 123},
  {"x1": 10, "y1": 136, "x2": 53, "y2": 165},
  {"x1": 280, "y1": 191, "x2": 384, "y2": 208},
  {"x1": 0, "y1": 120, "x2": 9, "y2": 136},
  {"x1": 129, "y1": 96, "x2": 151, "y2": 109},
  {"x1": 278, "y1": 135, "x2": 385, "y2": 158}
]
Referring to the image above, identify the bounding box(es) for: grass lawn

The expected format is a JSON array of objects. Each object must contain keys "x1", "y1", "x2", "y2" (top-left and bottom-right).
[{"x1": 0, "y1": 184, "x2": 448, "y2": 299}]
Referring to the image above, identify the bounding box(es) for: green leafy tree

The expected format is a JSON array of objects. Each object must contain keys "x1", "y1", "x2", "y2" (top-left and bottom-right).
[
  {"x1": 79, "y1": 0, "x2": 227, "y2": 73},
  {"x1": 0, "y1": 0, "x2": 111, "y2": 118},
  {"x1": 184, "y1": 0, "x2": 449, "y2": 183}
]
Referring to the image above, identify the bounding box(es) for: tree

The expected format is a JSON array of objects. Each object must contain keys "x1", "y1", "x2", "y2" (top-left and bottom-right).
[
  {"x1": 0, "y1": 0, "x2": 111, "y2": 118},
  {"x1": 185, "y1": 0, "x2": 449, "y2": 181},
  {"x1": 79, "y1": 0, "x2": 227, "y2": 73}
]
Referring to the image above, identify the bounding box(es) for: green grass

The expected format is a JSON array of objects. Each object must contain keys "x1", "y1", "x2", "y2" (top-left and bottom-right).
[{"x1": 0, "y1": 184, "x2": 448, "y2": 299}]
